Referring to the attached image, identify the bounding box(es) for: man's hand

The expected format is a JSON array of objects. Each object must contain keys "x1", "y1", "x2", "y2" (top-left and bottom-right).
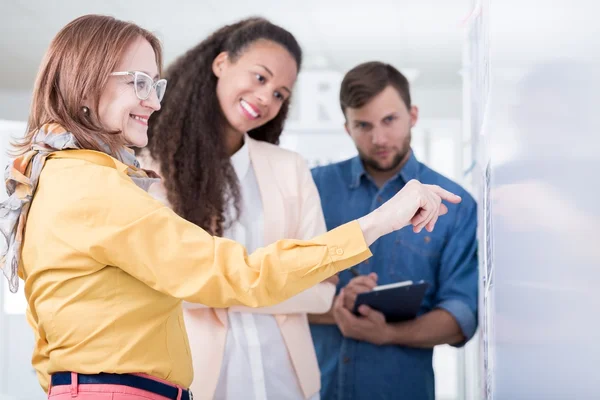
[
  {"x1": 339, "y1": 273, "x2": 378, "y2": 310},
  {"x1": 333, "y1": 287, "x2": 391, "y2": 346}
]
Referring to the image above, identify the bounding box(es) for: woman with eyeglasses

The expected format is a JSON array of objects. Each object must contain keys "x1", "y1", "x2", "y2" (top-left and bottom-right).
[{"x1": 0, "y1": 14, "x2": 460, "y2": 400}]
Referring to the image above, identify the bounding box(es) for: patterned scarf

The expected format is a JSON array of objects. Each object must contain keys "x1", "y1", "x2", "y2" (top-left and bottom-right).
[{"x1": 0, "y1": 123, "x2": 159, "y2": 293}]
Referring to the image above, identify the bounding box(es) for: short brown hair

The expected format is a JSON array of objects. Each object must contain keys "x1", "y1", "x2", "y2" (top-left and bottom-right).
[
  {"x1": 15, "y1": 14, "x2": 163, "y2": 156},
  {"x1": 340, "y1": 61, "x2": 411, "y2": 116}
]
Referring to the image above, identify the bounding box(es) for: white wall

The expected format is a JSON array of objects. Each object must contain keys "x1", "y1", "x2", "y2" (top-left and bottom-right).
[
  {"x1": 479, "y1": 1, "x2": 600, "y2": 399},
  {"x1": 0, "y1": 90, "x2": 31, "y2": 122}
]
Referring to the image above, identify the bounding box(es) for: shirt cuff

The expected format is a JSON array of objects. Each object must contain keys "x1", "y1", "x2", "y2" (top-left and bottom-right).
[
  {"x1": 312, "y1": 220, "x2": 373, "y2": 273},
  {"x1": 436, "y1": 298, "x2": 477, "y2": 346}
]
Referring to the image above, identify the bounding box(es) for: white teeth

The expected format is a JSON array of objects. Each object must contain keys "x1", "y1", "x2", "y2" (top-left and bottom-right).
[
  {"x1": 240, "y1": 100, "x2": 259, "y2": 118},
  {"x1": 130, "y1": 114, "x2": 148, "y2": 123}
]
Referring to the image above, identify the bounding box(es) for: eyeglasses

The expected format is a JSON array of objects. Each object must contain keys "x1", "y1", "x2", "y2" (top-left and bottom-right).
[{"x1": 109, "y1": 71, "x2": 167, "y2": 102}]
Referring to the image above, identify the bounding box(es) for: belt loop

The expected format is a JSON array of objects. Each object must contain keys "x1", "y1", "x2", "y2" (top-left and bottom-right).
[
  {"x1": 176, "y1": 387, "x2": 182, "y2": 400},
  {"x1": 70, "y1": 372, "x2": 79, "y2": 397}
]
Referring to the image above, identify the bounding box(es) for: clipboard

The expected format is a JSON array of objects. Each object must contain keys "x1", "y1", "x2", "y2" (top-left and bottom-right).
[{"x1": 352, "y1": 280, "x2": 429, "y2": 322}]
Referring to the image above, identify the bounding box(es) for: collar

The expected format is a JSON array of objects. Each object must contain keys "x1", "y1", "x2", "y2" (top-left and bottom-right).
[
  {"x1": 398, "y1": 150, "x2": 420, "y2": 183},
  {"x1": 349, "y1": 156, "x2": 368, "y2": 189}
]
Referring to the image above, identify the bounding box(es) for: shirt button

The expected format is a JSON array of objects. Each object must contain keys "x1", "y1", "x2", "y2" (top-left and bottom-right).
[
  {"x1": 336, "y1": 248, "x2": 344, "y2": 256},
  {"x1": 343, "y1": 356, "x2": 351, "y2": 364}
]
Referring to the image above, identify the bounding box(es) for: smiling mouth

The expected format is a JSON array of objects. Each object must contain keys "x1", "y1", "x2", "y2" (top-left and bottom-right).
[
  {"x1": 130, "y1": 114, "x2": 149, "y2": 126},
  {"x1": 240, "y1": 99, "x2": 261, "y2": 119}
]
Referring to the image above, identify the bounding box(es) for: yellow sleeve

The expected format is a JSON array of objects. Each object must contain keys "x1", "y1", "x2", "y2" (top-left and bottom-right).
[
  {"x1": 49, "y1": 160, "x2": 372, "y2": 308},
  {"x1": 25, "y1": 306, "x2": 50, "y2": 393}
]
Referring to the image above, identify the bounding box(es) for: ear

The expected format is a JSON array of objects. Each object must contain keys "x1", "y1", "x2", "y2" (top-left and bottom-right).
[
  {"x1": 409, "y1": 105, "x2": 419, "y2": 128},
  {"x1": 212, "y1": 51, "x2": 229, "y2": 78}
]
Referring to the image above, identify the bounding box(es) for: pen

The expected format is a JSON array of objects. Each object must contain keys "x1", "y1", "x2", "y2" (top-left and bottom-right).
[{"x1": 349, "y1": 267, "x2": 360, "y2": 277}]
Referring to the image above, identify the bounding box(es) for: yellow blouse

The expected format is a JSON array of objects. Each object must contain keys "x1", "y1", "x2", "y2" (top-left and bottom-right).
[{"x1": 19, "y1": 150, "x2": 371, "y2": 392}]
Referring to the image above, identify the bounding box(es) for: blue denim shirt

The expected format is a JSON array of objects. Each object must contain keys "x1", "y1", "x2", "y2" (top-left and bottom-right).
[{"x1": 310, "y1": 153, "x2": 478, "y2": 400}]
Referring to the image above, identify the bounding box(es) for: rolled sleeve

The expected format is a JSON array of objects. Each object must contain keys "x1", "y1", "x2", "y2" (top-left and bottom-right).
[{"x1": 437, "y1": 298, "x2": 477, "y2": 341}]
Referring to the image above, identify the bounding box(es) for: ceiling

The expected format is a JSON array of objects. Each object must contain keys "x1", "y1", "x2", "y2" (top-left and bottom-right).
[
  {"x1": 1, "y1": 0, "x2": 473, "y2": 91},
  {"x1": 3, "y1": 0, "x2": 596, "y2": 92}
]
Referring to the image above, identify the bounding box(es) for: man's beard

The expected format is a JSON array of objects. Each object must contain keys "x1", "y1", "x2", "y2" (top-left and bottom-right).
[{"x1": 359, "y1": 131, "x2": 411, "y2": 173}]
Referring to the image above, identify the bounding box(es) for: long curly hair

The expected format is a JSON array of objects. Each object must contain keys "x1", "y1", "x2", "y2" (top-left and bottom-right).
[{"x1": 145, "y1": 17, "x2": 302, "y2": 236}]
